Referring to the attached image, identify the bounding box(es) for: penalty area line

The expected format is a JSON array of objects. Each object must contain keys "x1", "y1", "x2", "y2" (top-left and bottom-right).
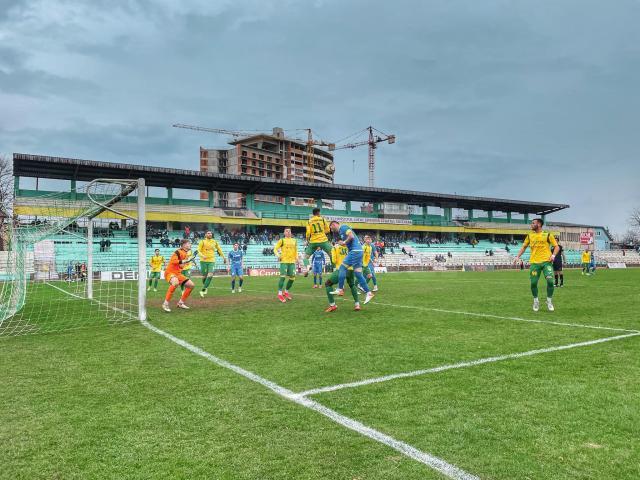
[
  {"x1": 139, "y1": 319, "x2": 480, "y2": 480},
  {"x1": 295, "y1": 331, "x2": 640, "y2": 397},
  {"x1": 49, "y1": 283, "x2": 480, "y2": 480}
]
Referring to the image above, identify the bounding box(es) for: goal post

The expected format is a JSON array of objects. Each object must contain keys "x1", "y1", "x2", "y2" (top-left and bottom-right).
[{"x1": 0, "y1": 177, "x2": 147, "y2": 336}]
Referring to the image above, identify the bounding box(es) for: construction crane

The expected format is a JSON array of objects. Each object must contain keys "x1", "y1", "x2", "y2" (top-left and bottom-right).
[
  {"x1": 172, "y1": 123, "x2": 270, "y2": 139},
  {"x1": 304, "y1": 128, "x2": 333, "y2": 183},
  {"x1": 329, "y1": 126, "x2": 396, "y2": 187}
]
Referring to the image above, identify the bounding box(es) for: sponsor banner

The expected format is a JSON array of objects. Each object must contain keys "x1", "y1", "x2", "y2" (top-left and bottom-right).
[
  {"x1": 580, "y1": 231, "x2": 594, "y2": 245},
  {"x1": 463, "y1": 264, "x2": 495, "y2": 272},
  {"x1": 373, "y1": 266, "x2": 387, "y2": 273},
  {"x1": 100, "y1": 271, "x2": 140, "y2": 281},
  {"x1": 248, "y1": 268, "x2": 280, "y2": 277},
  {"x1": 325, "y1": 215, "x2": 413, "y2": 226},
  {"x1": 607, "y1": 262, "x2": 627, "y2": 269}
]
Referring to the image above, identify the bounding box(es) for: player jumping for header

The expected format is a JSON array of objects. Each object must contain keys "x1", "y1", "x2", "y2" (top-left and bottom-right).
[
  {"x1": 514, "y1": 218, "x2": 560, "y2": 312},
  {"x1": 328, "y1": 221, "x2": 374, "y2": 304},
  {"x1": 274, "y1": 228, "x2": 299, "y2": 302},
  {"x1": 228, "y1": 243, "x2": 245, "y2": 293},
  {"x1": 163, "y1": 239, "x2": 196, "y2": 312},
  {"x1": 303, "y1": 208, "x2": 334, "y2": 277}
]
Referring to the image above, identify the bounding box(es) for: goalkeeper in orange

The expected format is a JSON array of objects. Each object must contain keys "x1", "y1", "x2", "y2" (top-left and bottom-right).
[{"x1": 162, "y1": 239, "x2": 196, "y2": 312}]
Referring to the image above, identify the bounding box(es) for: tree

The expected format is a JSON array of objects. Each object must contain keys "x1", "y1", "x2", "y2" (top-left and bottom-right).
[
  {"x1": 630, "y1": 207, "x2": 640, "y2": 231},
  {"x1": 0, "y1": 155, "x2": 13, "y2": 251}
]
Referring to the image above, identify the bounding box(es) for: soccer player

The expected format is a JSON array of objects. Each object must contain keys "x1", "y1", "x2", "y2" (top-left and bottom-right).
[
  {"x1": 228, "y1": 243, "x2": 245, "y2": 293},
  {"x1": 148, "y1": 248, "x2": 165, "y2": 292},
  {"x1": 589, "y1": 251, "x2": 596, "y2": 275},
  {"x1": 553, "y1": 244, "x2": 566, "y2": 288},
  {"x1": 179, "y1": 250, "x2": 195, "y2": 291},
  {"x1": 198, "y1": 231, "x2": 227, "y2": 297},
  {"x1": 303, "y1": 208, "x2": 333, "y2": 276},
  {"x1": 328, "y1": 221, "x2": 375, "y2": 304},
  {"x1": 581, "y1": 249, "x2": 591, "y2": 275},
  {"x1": 274, "y1": 228, "x2": 298, "y2": 302},
  {"x1": 514, "y1": 218, "x2": 560, "y2": 312},
  {"x1": 311, "y1": 246, "x2": 326, "y2": 288},
  {"x1": 163, "y1": 239, "x2": 195, "y2": 312},
  {"x1": 361, "y1": 235, "x2": 379, "y2": 292},
  {"x1": 325, "y1": 242, "x2": 360, "y2": 312}
]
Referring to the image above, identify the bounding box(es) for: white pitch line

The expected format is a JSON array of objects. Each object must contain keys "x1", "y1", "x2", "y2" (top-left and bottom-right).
[
  {"x1": 211, "y1": 285, "x2": 638, "y2": 334},
  {"x1": 140, "y1": 319, "x2": 479, "y2": 480},
  {"x1": 295, "y1": 332, "x2": 640, "y2": 397},
  {"x1": 373, "y1": 301, "x2": 639, "y2": 334},
  {"x1": 51, "y1": 283, "x2": 480, "y2": 480}
]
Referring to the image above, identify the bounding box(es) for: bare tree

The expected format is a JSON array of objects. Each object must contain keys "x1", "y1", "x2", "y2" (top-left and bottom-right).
[
  {"x1": 0, "y1": 155, "x2": 14, "y2": 251},
  {"x1": 630, "y1": 207, "x2": 640, "y2": 230}
]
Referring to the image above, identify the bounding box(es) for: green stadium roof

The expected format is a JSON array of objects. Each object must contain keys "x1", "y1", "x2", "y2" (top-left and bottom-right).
[{"x1": 13, "y1": 153, "x2": 569, "y2": 215}]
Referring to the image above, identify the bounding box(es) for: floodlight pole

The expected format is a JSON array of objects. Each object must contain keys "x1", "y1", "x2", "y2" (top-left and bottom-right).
[{"x1": 137, "y1": 178, "x2": 147, "y2": 322}]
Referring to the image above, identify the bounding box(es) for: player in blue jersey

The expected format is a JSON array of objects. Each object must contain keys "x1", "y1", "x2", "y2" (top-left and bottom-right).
[
  {"x1": 328, "y1": 221, "x2": 374, "y2": 304},
  {"x1": 228, "y1": 243, "x2": 245, "y2": 293},
  {"x1": 311, "y1": 246, "x2": 326, "y2": 288}
]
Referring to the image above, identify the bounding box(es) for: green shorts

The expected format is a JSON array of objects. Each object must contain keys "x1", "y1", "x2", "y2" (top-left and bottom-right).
[
  {"x1": 200, "y1": 261, "x2": 214, "y2": 276},
  {"x1": 529, "y1": 262, "x2": 554, "y2": 281},
  {"x1": 582, "y1": 262, "x2": 590, "y2": 269},
  {"x1": 279, "y1": 263, "x2": 296, "y2": 277},
  {"x1": 149, "y1": 271, "x2": 161, "y2": 279},
  {"x1": 305, "y1": 241, "x2": 333, "y2": 257},
  {"x1": 181, "y1": 269, "x2": 191, "y2": 278},
  {"x1": 327, "y1": 268, "x2": 355, "y2": 286},
  {"x1": 362, "y1": 266, "x2": 372, "y2": 277}
]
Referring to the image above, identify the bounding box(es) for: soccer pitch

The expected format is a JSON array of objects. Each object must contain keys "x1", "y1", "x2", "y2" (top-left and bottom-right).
[{"x1": 2, "y1": 269, "x2": 639, "y2": 479}]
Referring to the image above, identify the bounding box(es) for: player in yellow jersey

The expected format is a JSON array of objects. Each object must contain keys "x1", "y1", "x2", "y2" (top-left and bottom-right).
[
  {"x1": 303, "y1": 208, "x2": 334, "y2": 277},
  {"x1": 360, "y1": 235, "x2": 379, "y2": 292},
  {"x1": 581, "y1": 250, "x2": 591, "y2": 275},
  {"x1": 148, "y1": 249, "x2": 165, "y2": 292},
  {"x1": 514, "y1": 218, "x2": 560, "y2": 312},
  {"x1": 197, "y1": 231, "x2": 227, "y2": 297},
  {"x1": 324, "y1": 241, "x2": 360, "y2": 312},
  {"x1": 274, "y1": 228, "x2": 299, "y2": 302}
]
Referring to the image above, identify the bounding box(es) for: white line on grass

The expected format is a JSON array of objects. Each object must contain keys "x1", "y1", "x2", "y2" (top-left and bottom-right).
[
  {"x1": 295, "y1": 332, "x2": 640, "y2": 397},
  {"x1": 211, "y1": 285, "x2": 638, "y2": 334},
  {"x1": 373, "y1": 301, "x2": 640, "y2": 333},
  {"x1": 50, "y1": 282, "x2": 480, "y2": 480}
]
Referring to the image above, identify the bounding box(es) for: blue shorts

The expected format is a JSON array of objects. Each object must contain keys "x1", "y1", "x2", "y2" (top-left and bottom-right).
[
  {"x1": 342, "y1": 250, "x2": 363, "y2": 269},
  {"x1": 230, "y1": 265, "x2": 243, "y2": 276},
  {"x1": 312, "y1": 263, "x2": 324, "y2": 274}
]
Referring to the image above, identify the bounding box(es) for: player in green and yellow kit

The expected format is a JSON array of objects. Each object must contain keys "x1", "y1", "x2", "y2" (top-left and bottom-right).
[
  {"x1": 148, "y1": 249, "x2": 165, "y2": 292},
  {"x1": 324, "y1": 242, "x2": 361, "y2": 312},
  {"x1": 361, "y1": 235, "x2": 379, "y2": 292},
  {"x1": 303, "y1": 208, "x2": 334, "y2": 276},
  {"x1": 274, "y1": 228, "x2": 299, "y2": 303},
  {"x1": 581, "y1": 250, "x2": 592, "y2": 275},
  {"x1": 197, "y1": 231, "x2": 227, "y2": 297},
  {"x1": 514, "y1": 218, "x2": 560, "y2": 312}
]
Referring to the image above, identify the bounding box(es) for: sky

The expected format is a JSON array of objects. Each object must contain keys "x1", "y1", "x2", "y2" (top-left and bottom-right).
[{"x1": 1, "y1": 0, "x2": 639, "y2": 234}]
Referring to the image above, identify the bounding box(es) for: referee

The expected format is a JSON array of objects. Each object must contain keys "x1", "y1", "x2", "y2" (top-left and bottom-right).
[{"x1": 553, "y1": 244, "x2": 566, "y2": 287}]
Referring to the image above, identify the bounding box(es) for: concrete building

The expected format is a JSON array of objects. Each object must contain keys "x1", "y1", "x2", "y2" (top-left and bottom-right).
[{"x1": 199, "y1": 127, "x2": 334, "y2": 208}]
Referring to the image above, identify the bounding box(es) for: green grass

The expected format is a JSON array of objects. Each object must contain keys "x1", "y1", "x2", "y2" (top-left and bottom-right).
[{"x1": 1, "y1": 269, "x2": 639, "y2": 479}]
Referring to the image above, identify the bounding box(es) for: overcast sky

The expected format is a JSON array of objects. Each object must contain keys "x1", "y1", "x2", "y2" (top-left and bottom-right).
[{"x1": 1, "y1": 0, "x2": 639, "y2": 233}]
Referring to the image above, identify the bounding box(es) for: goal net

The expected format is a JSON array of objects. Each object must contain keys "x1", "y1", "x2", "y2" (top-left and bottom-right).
[{"x1": 0, "y1": 178, "x2": 146, "y2": 336}]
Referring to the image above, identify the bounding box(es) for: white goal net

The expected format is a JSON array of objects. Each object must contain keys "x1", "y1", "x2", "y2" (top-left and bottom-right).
[{"x1": 0, "y1": 178, "x2": 146, "y2": 336}]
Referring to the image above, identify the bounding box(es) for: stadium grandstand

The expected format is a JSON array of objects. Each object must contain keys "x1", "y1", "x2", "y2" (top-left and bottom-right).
[{"x1": 9, "y1": 153, "x2": 635, "y2": 282}]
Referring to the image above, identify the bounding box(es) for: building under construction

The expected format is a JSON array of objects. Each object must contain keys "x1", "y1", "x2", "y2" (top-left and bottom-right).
[{"x1": 199, "y1": 127, "x2": 334, "y2": 208}]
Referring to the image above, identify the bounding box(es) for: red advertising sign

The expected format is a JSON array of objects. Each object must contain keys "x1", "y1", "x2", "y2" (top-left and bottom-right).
[{"x1": 580, "y1": 231, "x2": 594, "y2": 245}]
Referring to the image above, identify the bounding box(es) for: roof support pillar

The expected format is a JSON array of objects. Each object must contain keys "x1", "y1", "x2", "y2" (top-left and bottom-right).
[
  {"x1": 345, "y1": 201, "x2": 352, "y2": 215},
  {"x1": 524, "y1": 213, "x2": 529, "y2": 224},
  {"x1": 506, "y1": 211, "x2": 512, "y2": 223},
  {"x1": 487, "y1": 210, "x2": 493, "y2": 222},
  {"x1": 167, "y1": 187, "x2": 173, "y2": 205},
  {"x1": 315, "y1": 198, "x2": 322, "y2": 209},
  {"x1": 246, "y1": 193, "x2": 255, "y2": 211},
  {"x1": 208, "y1": 191, "x2": 214, "y2": 208},
  {"x1": 284, "y1": 196, "x2": 290, "y2": 212},
  {"x1": 70, "y1": 179, "x2": 77, "y2": 201},
  {"x1": 467, "y1": 209, "x2": 474, "y2": 221}
]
